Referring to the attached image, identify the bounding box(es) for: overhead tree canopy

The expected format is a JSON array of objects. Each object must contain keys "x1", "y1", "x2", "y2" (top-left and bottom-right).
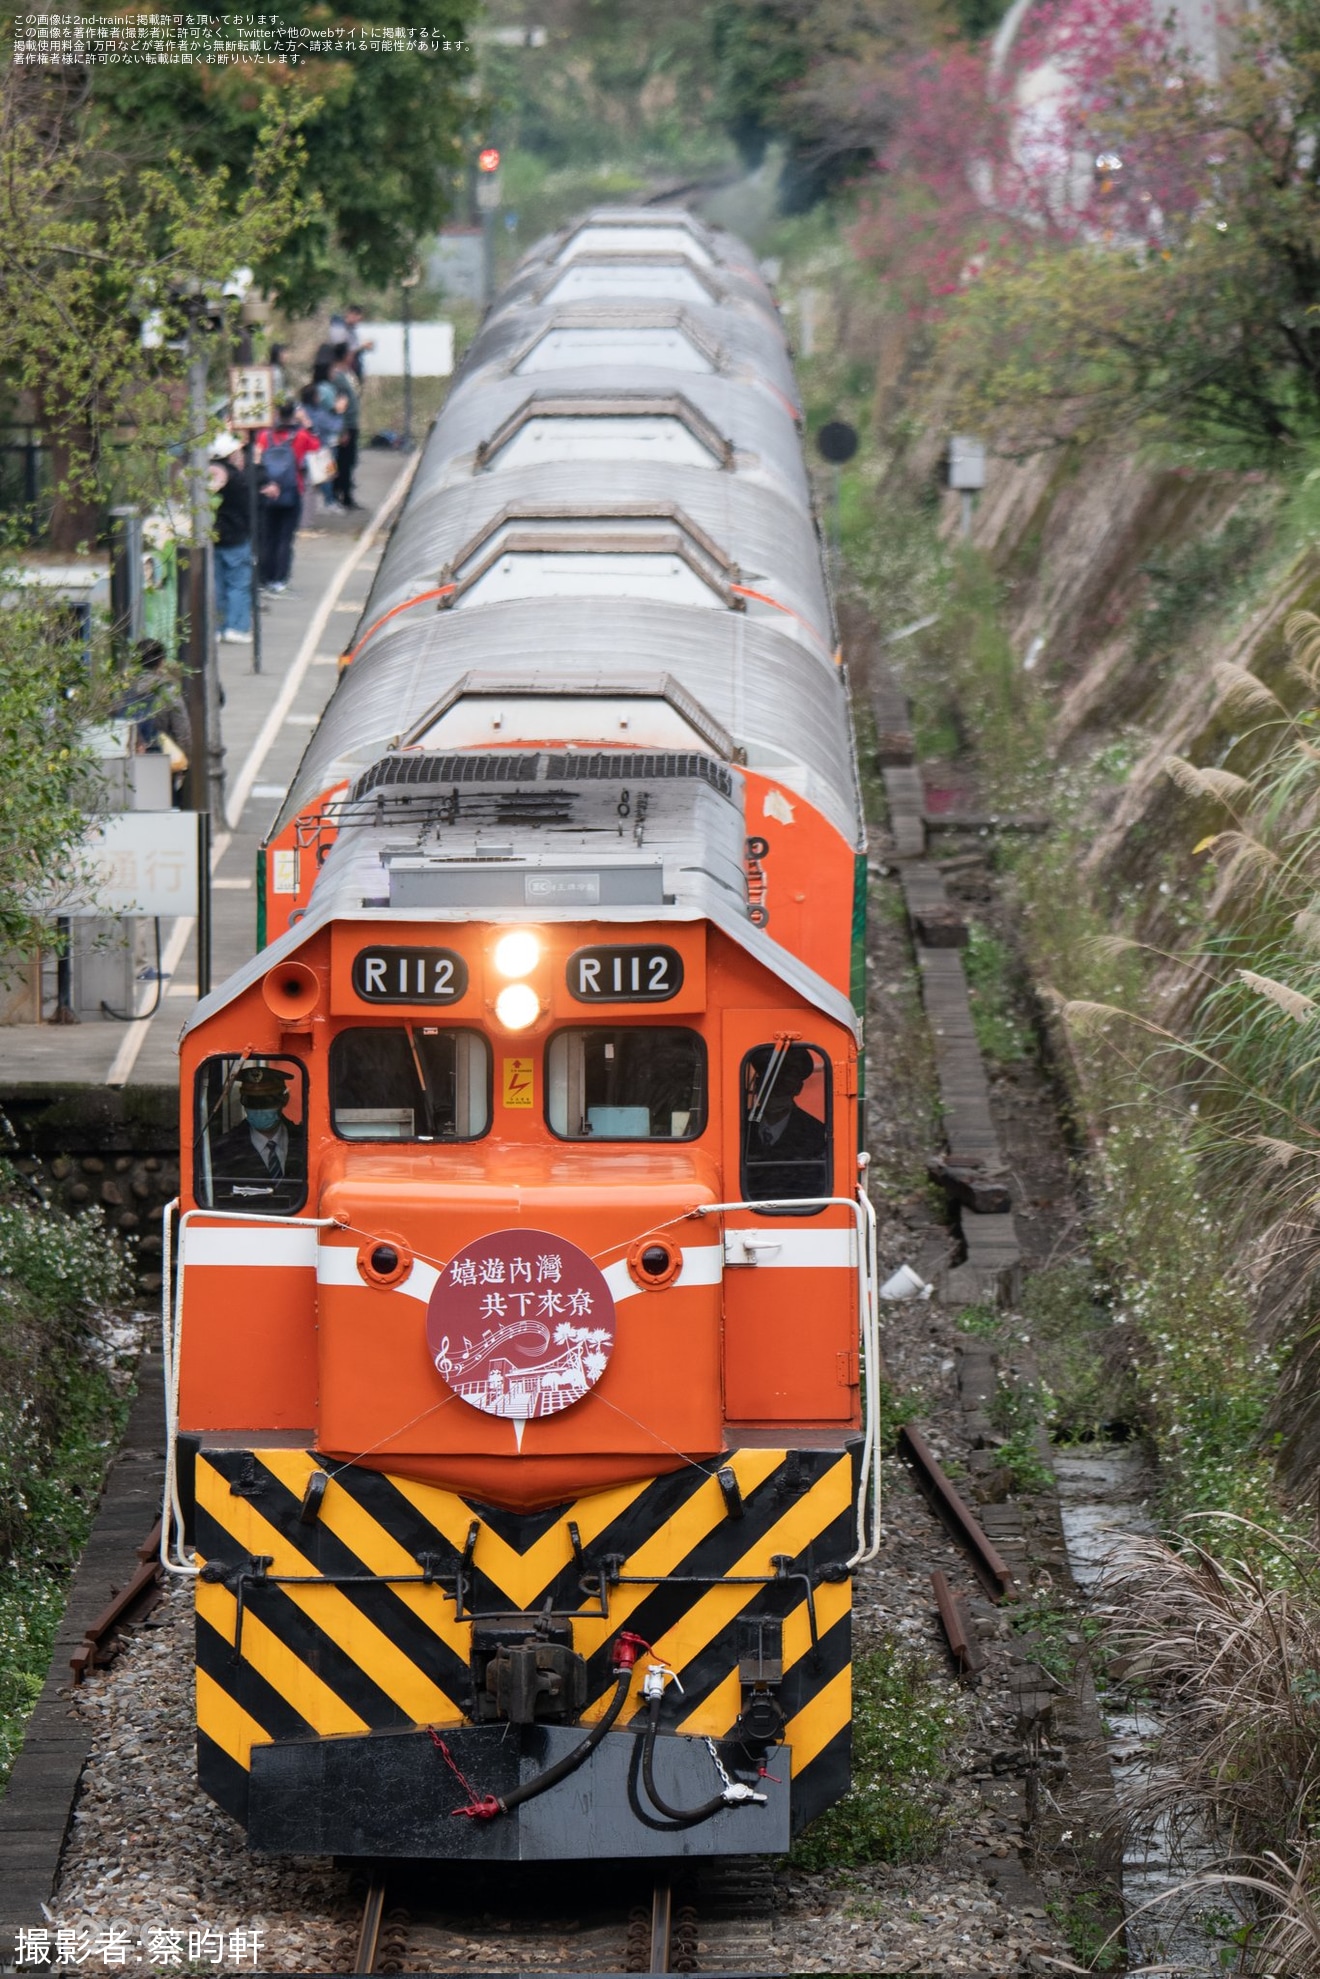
[
  {"x1": 80, "y1": 0, "x2": 477, "y2": 303},
  {"x1": 710, "y1": 0, "x2": 990, "y2": 214},
  {"x1": 933, "y1": 0, "x2": 1320, "y2": 457}
]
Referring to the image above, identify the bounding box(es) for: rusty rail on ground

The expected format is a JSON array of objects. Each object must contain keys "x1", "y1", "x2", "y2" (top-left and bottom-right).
[
  {"x1": 69, "y1": 1520, "x2": 165, "y2": 1682},
  {"x1": 898, "y1": 1424, "x2": 1015, "y2": 1599},
  {"x1": 932, "y1": 1567, "x2": 988, "y2": 1675}
]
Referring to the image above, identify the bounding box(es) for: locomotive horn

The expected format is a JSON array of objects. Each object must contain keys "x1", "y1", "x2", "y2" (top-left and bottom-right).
[{"x1": 261, "y1": 959, "x2": 320, "y2": 1022}]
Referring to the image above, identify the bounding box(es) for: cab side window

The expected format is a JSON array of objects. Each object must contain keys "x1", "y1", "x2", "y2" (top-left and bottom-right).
[
  {"x1": 194, "y1": 1055, "x2": 308, "y2": 1216},
  {"x1": 740, "y1": 1043, "x2": 831, "y2": 1213}
]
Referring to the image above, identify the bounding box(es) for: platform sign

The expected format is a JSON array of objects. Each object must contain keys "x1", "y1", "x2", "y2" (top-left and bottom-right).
[
  {"x1": 357, "y1": 320, "x2": 454, "y2": 378},
  {"x1": 59, "y1": 811, "x2": 200, "y2": 918},
  {"x1": 427, "y1": 1228, "x2": 615, "y2": 1424},
  {"x1": 229, "y1": 365, "x2": 275, "y2": 430}
]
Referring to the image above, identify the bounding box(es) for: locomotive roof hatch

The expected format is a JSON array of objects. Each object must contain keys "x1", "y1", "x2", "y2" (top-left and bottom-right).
[
  {"x1": 474, "y1": 392, "x2": 734, "y2": 472},
  {"x1": 546, "y1": 209, "x2": 721, "y2": 266},
  {"x1": 403, "y1": 670, "x2": 736, "y2": 759}
]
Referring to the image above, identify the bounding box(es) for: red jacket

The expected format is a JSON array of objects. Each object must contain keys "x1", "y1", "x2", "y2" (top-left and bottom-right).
[{"x1": 256, "y1": 424, "x2": 322, "y2": 496}]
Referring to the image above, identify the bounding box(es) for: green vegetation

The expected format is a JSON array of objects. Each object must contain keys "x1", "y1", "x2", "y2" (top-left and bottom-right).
[
  {"x1": 954, "y1": 1301, "x2": 1003, "y2": 1340},
  {"x1": 815, "y1": 384, "x2": 1299, "y2": 1530},
  {"x1": 85, "y1": 2, "x2": 476, "y2": 299},
  {"x1": 1008, "y1": 1587, "x2": 1102, "y2": 1686},
  {"x1": 963, "y1": 923, "x2": 1030, "y2": 1066},
  {"x1": 1022, "y1": 1266, "x2": 1127, "y2": 1445},
  {"x1": 1, "y1": 66, "x2": 309, "y2": 548},
  {"x1": 1045, "y1": 1888, "x2": 1124, "y2": 1972},
  {"x1": 940, "y1": 1, "x2": 1320, "y2": 460},
  {"x1": 879, "y1": 1379, "x2": 922, "y2": 1453},
  {"x1": 791, "y1": 1637, "x2": 962, "y2": 1869},
  {"x1": 988, "y1": 1376, "x2": 1056, "y2": 1495},
  {"x1": 995, "y1": 1422, "x2": 1055, "y2": 1497},
  {"x1": 0, "y1": 579, "x2": 139, "y2": 957},
  {"x1": 1134, "y1": 504, "x2": 1277, "y2": 663},
  {"x1": 0, "y1": 1187, "x2": 136, "y2": 1788}
]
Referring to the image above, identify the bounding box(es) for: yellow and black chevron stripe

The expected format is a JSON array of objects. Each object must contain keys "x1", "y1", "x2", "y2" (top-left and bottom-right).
[{"x1": 194, "y1": 1443, "x2": 858, "y2": 1842}]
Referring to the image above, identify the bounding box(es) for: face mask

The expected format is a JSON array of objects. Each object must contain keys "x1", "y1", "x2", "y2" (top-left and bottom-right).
[{"x1": 245, "y1": 1107, "x2": 281, "y2": 1131}]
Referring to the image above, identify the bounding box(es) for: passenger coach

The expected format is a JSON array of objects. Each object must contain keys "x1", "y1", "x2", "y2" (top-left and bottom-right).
[{"x1": 165, "y1": 207, "x2": 879, "y2": 1862}]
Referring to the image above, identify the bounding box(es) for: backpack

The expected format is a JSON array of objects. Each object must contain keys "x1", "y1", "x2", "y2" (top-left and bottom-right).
[{"x1": 262, "y1": 434, "x2": 300, "y2": 507}]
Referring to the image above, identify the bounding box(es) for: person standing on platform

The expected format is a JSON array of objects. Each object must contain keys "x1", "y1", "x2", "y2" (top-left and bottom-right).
[
  {"x1": 209, "y1": 431, "x2": 252, "y2": 645},
  {"x1": 329, "y1": 343, "x2": 362, "y2": 511},
  {"x1": 300, "y1": 382, "x2": 345, "y2": 513},
  {"x1": 256, "y1": 401, "x2": 321, "y2": 592},
  {"x1": 329, "y1": 302, "x2": 373, "y2": 382}
]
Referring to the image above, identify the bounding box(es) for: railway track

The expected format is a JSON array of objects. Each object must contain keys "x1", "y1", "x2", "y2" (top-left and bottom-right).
[{"x1": 352, "y1": 1857, "x2": 773, "y2": 1973}]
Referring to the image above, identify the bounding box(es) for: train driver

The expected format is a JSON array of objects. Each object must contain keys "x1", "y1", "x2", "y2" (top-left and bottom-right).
[
  {"x1": 210, "y1": 1064, "x2": 306, "y2": 1211},
  {"x1": 743, "y1": 1043, "x2": 829, "y2": 1202}
]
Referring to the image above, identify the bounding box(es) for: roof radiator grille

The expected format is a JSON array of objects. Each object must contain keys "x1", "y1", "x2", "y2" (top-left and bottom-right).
[
  {"x1": 351, "y1": 753, "x2": 540, "y2": 800},
  {"x1": 547, "y1": 751, "x2": 733, "y2": 795}
]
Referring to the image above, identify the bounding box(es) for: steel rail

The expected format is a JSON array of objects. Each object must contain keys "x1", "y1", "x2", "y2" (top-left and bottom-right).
[
  {"x1": 649, "y1": 1880, "x2": 673, "y2": 1973},
  {"x1": 353, "y1": 1876, "x2": 387, "y2": 1975},
  {"x1": 898, "y1": 1423, "x2": 1015, "y2": 1599}
]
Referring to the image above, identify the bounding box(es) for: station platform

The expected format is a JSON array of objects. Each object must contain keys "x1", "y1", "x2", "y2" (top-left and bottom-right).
[{"x1": 0, "y1": 449, "x2": 413, "y2": 1090}]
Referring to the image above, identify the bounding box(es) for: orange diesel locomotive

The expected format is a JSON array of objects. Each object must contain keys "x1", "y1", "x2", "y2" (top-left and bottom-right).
[{"x1": 164, "y1": 207, "x2": 879, "y2": 1863}]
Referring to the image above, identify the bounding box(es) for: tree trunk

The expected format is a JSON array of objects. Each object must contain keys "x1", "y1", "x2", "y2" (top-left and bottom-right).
[{"x1": 45, "y1": 422, "x2": 102, "y2": 554}]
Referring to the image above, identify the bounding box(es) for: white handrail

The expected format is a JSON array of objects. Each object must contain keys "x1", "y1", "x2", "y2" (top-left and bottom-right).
[
  {"x1": 689, "y1": 1191, "x2": 882, "y2": 1565},
  {"x1": 158, "y1": 1204, "x2": 341, "y2": 1577},
  {"x1": 158, "y1": 1194, "x2": 882, "y2": 1574}
]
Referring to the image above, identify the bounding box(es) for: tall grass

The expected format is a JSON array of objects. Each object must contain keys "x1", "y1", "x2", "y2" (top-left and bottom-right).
[
  {"x1": 1102, "y1": 1526, "x2": 1320, "y2": 1976},
  {"x1": 1063, "y1": 612, "x2": 1320, "y2": 1340}
]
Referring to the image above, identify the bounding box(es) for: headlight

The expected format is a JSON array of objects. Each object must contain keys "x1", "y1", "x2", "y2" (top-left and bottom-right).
[
  {"x1": 495, "y1": 982, "x2": 540, "y2": 1030},
  {"x1": 493, "y1": 930, "x2": 540, "y2": 978}
]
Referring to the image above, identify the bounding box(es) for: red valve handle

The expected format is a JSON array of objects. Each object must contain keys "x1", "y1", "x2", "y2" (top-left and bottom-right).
[{"x1": 611, "y1": 1629, "x2": 653, "y2": 1670}]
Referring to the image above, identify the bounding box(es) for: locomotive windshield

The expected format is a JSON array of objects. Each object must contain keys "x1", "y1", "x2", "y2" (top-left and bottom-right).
[
  {"x1": 547, "y1": 1027, "x2": 706, "y2": 1140},
  {"x1": 330, "y1": 1028, "x2": 490, "y2": 1141}
]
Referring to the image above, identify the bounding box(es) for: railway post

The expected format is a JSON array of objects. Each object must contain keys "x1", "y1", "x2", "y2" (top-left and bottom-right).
[
  {"x1": 401, "y1": 264, "x2": 421, "y2": 451},
  {"x1": 948, "y1": 434, "x2": 987, "y2": 539},
  {"x1": 476, "y1": 148, "x2": 502, "y2": 308},
  {"x1": 181, "y1": 300, "x2": 226, "y2": 823},
  {"x1": 228, "y1": 363, "x2": 275, "y2": 676}
]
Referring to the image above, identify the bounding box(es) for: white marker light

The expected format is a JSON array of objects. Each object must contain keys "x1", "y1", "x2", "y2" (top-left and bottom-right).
[
  {"x1": 494, "y1": 930, "x2": 541, "y2": 978},
  {"x1": 495, "y1": 982, "x2": 540, "y2": 1030}
]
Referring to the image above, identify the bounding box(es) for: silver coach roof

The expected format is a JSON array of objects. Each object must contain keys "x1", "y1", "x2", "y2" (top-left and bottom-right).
[
  {"x1": 353, "y1": 460, "x2": 833, "y2": 663},
  {"x1": 453, "y1": 301, "x2": 801, "y2": 418},
  {"x1": 272, "y1": 599, "x2": 862, "y2": 850},
  {"x1": 406, "y1": 375, "x2": 811, "y2": 509},
  {"x1": 490, "y1": 250, "x2": 779, "y2": 323},
  {"x1": 519, "y1": 208, "x2": 767, "y2": 286}
]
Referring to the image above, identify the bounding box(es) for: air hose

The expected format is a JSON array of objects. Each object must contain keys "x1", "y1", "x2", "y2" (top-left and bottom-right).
[
  {"x1": 449, "y1": 1659, "x2": 635, "y2": 1820},
  {"x1": 640, "y1": 1694, "x2": 731, "y2": 1824}
]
